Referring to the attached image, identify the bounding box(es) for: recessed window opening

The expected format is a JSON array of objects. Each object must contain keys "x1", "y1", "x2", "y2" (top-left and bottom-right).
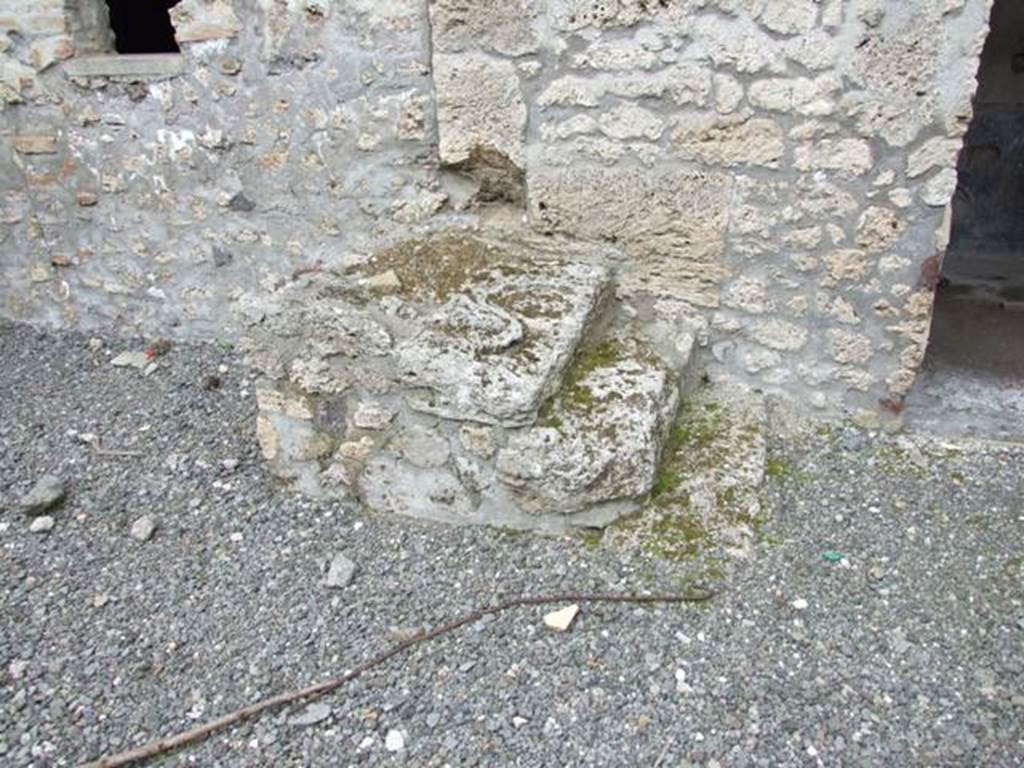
[
  {"x1": 105, "y1": 0, "x2": 182, "y2": 54},
  {"x1": 909, "y1": 0, "x2": 1024, "y2": 437}
]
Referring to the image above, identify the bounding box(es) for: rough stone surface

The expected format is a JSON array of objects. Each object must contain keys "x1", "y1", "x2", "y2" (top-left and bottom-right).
[
  {"x1": 325, "y1": 553, "x2": 356, "y2": 589},
  {"x1": 3, "y1": 321, "x2": 1023, "y2": 766},
  {"x1": 433, "y1": 53, "x2": 526, "y2": 169},
  {"x1": 496, "y1": 337, "x2": 679, "y2": 520},
  {"x1": 0, "y1": 0, "x2": 999, "y2": 420},
  {"x1": 129, "y1": 515, "x2": 157, "y2": 542},
  {"x1": 18, "y1": 474, "x2": 65, "y2": 516},
  {"x1": 28, "y1": 515, "x2": 55, "y2": 534},
  {"x1": 241, "y1": 233, "x2": 696, "y2": 530}
]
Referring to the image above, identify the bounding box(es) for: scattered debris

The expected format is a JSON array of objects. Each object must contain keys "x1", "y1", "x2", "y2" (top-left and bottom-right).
[
  {"x1": 87, "y1": 337, "x2": 104, "y2": 352},
  {"x1": 288, "y1": 702, "x2": 331, "y2": 727},
  {"x1": 19, "y1": 474, "x2": 66, "y2": 516},
  {"x1": 543, "y1": 604, "x2": 580, "y2": 632},
  {"x1": 791, "y1": 598, "x2": 809, "y2": 611},
  {"x1": 384, "y1": 729, "x2": 406, "y2": 752},
  {"x1": 822, "y1": 551, "x2": 844, "y2": 563},
  {"x1": 202, "y1": 374, "x2": 222, "y2": 390},
  {"x1": 675, "y1": 668, "x2": 694, "y2": 694},
  {"x1": 145, "y1": 339, "x2": 173, "y2": 359},
  {"x1": 326, "y1": 553, "x2": 356, "y2": 589},
  {"x1": 29, "y1": 515, "x2": 55, "y2": 534},
  {"x1": 93, "y1": 594, "x2": 110, "y2": 608},
  {"x1": 80, "y1": 591, "x2": 712, "y2": 767},
  {"x1": 130, "y1": 515, "x2": 157, "y2": 542},
  {"x1": 111, "y1": 351, "x2": 149, "y2": 370},
  {"x1": 221, "y1": 458, "x2": 240, "y2": 472}
]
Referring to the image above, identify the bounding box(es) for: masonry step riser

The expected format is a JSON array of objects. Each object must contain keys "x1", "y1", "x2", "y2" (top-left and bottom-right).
[{"x1": 240, "y1": 232, "x2": 702, "y2": 532}]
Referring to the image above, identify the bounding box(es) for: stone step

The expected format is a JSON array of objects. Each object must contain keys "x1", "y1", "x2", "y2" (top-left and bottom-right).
[{"x1": 238, "y1": 231, "x2": 704, "y2": 531}]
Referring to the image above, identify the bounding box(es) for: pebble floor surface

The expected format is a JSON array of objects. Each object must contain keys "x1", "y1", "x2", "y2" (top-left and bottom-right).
[{"x1": 1, "y1": 320, "x2": 1022, "y2": 767}]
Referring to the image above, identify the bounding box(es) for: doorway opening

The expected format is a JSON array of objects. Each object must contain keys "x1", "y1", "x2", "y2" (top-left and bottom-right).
[
  {"x1": 105, "y1": 0, "x2": 181, "y2": 54},
  {"x1": 910, "y1": 0, "x2": 1024, "y2": 437}
]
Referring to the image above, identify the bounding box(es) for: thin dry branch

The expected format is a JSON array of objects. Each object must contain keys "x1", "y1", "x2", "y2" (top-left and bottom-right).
[{"x1": 80, "y1": 588, "x2": 714, "y2": 768}]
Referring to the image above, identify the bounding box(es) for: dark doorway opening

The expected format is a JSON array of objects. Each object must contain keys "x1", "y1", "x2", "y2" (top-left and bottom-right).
[
  {"x1": 909, "y1": 0, "x2": 1024, "y2": 437},
  {"x1": 105, "y1": 0, "x2": 182, "y2": 54}
]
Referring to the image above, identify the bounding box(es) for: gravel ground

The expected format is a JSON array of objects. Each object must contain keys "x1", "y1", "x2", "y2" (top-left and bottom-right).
[{"x1": 1, "y1": 320, "x2": 1022, "y2": 767}]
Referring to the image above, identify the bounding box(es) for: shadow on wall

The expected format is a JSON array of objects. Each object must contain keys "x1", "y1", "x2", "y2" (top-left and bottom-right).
[{"x1": 944, "y1": 0, "x2": 1024, "y2": 291}]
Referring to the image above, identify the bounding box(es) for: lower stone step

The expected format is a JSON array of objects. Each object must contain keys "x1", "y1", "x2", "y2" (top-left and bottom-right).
[{"x1": 238, "y1": 232, "x2": 700, "y2": 531}]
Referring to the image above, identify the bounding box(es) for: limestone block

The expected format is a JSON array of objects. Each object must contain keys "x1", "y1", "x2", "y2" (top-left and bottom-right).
[
  {"x1": 907, "y1": 136, "x2": 961, "y2": 178},
  {"x1": 921, "y1": 168, "x2": 957, "y2": 207},
  {"x1": 397, "y1": 262, "x2": 609, "y2": 426},
  {"x1": 460, "y1": 425, "x2": 499, "y2": 458},
  {"x1": 538, "y1": 64, "x2": 712, "y2": 109},
  {"x1": 723, "y1": 277, "x2": 770, "y2": 315},
  {"x1": 714, "y1": 73, "x2": 744, "y2": 114},
  {"x1": 571, "y1": 39, "x2": 660, "y2": 71},
  {"x1": 794, "y1": 139, "x2": 873, "y2": 175},
  {"x1": 597, "y1": 103, "x2": 665, "y2": 141},
  {"x1": 823, "y1": 250, "x2": 869, "y2": 281},
  {"x1": 783, "y1": 29, "x2": 839, "y2": 71},
  {"x1": 748, "y1": 319, "x2": 808, "y2": 351},
  {"x1": 757, "y1": 0, "x2": 820, "y2": 35},
  {"x1": 618, "y1": 239, "x2": 727, "y2": 309},
  {"x1": 239, "y1": 232, "x2": 704, "y2": 531},
  {"x1": 689, "y1": 13, "x2": 782, "y2": 74},
  {"x1": 673, "y1": 114, "x2": 785, "y2": 168},
  {"x1": 429, "y1": 0, "x2": 539, "y2": 56},
  {"x1": 528, "y1": 165, "x2": 732, "y2": 245},
  {"x1": 238, "y1": 288, "x2": 394, "y2": 392},
  {"x1": 256, "y1": 387, "x2": 314, "y2": 420},
  {"x1": 28, "y1": 35, "x2": 72, "y2": 71},
  {"x1": 170, "y1": 0, "x2": 242, "y2": 43},
  {"x1": 748, "y1": 75, "x2": 840, "y2": 116},
  {"x1": 855, "y1": 206, "x2": 905, "y2": 253},
  {"x1": 434, "y1": 52, "x2": 526, "y2": 169},
  {"x1": 353, "y1": 401, "x2": 397, "y2": 430},
  {"x1": 827, "y1": 329, "x2": 874, "y2": 364},
  {"x1": 495, "y1": 337, "x2": 678, "y2": 515},
  {"x1": 843, "y1": 94, "x2": 926, "y2": 148}
]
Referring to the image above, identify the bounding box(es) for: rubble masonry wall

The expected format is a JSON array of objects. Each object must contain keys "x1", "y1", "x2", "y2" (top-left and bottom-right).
[{"x1": 0, "y1": 1, "x2": 996, "y2": 417}]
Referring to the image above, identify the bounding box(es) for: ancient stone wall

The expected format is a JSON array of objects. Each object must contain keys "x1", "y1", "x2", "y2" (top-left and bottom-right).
[
  {"x1": 0, "y1": 0, "x2": 997, "y2": 417},
  {"x1": 0, "y1": 0, "x2": 443, "y2": 336}
]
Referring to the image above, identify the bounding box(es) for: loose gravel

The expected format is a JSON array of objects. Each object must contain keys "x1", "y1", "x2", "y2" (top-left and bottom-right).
[{"x1": 1, "y1": 320, "x2": 1022, "y2": 766}]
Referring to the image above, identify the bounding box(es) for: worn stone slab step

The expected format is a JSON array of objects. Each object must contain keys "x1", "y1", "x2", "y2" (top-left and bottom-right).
[{"x1": 239, "y1": 231, "x2": 702, "y2": 531}]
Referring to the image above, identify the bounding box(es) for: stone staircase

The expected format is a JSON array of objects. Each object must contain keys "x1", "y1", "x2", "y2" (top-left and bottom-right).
[{"x1": 237, "y1": 232, "x2": 705, "y2": 532}]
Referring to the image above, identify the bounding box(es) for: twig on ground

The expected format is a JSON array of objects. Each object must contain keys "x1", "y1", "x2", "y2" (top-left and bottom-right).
[{"x1": 80, "y1": 588, "x2": 715, "y2": 768}]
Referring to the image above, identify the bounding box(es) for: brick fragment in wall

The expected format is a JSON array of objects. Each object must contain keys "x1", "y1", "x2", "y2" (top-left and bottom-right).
[{"x1": 14, "y1": 134, "x2": 58, "y2": 155}]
